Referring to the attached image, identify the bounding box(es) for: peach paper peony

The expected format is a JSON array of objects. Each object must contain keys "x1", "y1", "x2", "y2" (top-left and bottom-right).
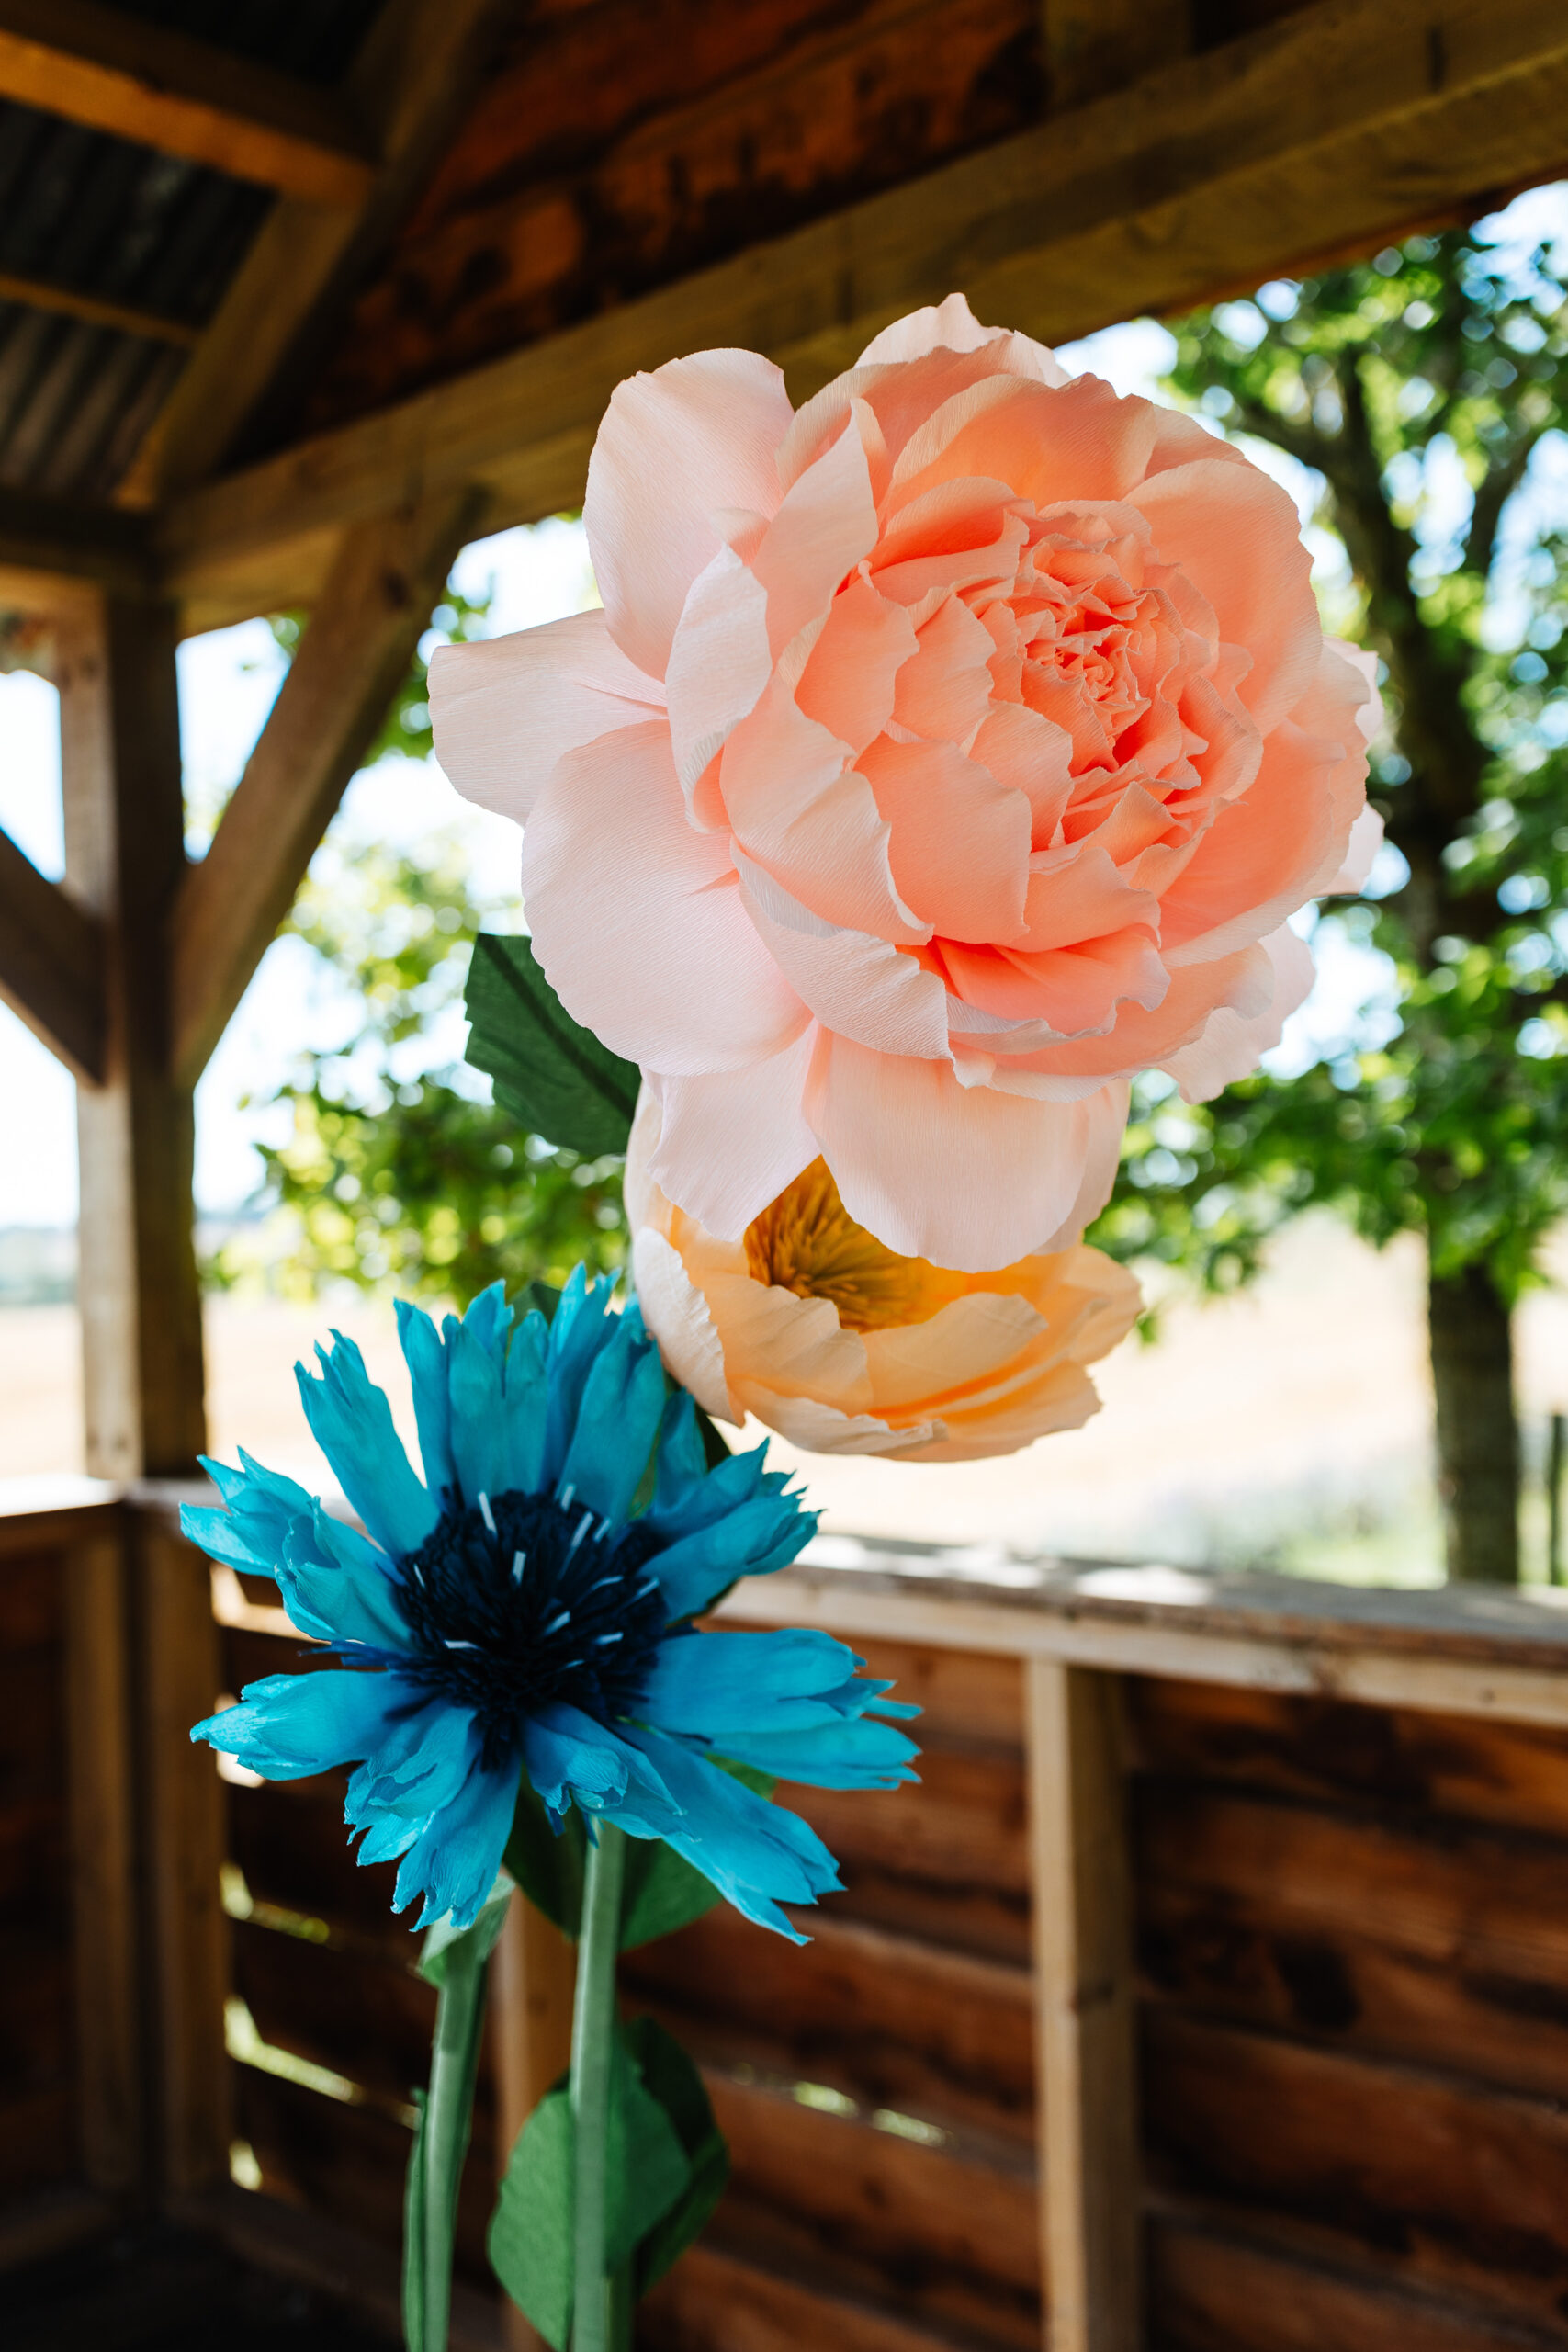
[
  {"x1": 433, "y1": 294, "x2": 1382, "y2": 1273},
  {"x1": 626, "y1": 1091, "x2": 1141, "y2": 1462}
]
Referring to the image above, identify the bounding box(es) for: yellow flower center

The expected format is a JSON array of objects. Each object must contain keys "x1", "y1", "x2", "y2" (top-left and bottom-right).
[{"x1": 743, "y1": 1160, "x2": 967, "y2": 1331}]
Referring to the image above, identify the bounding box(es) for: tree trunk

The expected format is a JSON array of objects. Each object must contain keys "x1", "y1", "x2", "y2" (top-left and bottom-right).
[{"x1": 1427, "y1": 1263, "x2": 1520, "y2": 1583}]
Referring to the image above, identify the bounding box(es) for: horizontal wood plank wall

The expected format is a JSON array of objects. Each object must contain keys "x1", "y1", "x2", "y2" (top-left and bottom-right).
[
  {"x1": 0, "y1": 1497, "x2": 138, "y2": 2266},
  {"x1": 1131, "y1": 1677, "x2": 1568, "y2": 2349}
]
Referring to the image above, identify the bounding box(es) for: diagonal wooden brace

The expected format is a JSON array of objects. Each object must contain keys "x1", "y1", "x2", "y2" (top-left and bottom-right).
[{"x1": 0, "y1": 824, "x2": 106, "y2": 1082}]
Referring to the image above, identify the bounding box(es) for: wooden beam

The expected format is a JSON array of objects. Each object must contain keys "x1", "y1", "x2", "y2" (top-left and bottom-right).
[
  {"x1": 1026, "y1": 1662, "x2": 1140, "y2": 2352},
  {"x1": 0, "y1": 0, "x2": 373, "y2": 204},
  {"x1": 133, "y1": 1507, "x2": 230, "y2": 2194},
  {"x1": 167, "y1": 487, "x2": 479, "y2": 1091},
  {"x1": 64, "y1": 1510, "x2": 143, "y2": 2195},
  {"x1": 58, "y1": 591, "x2": 207, "y2": 1483},
  {"x1": 0, "y1": 827, "x2": 105, "y2": 1082},
  {"x1": 155, "y1": 0, "x2": 1568, "y2": 612},
  {"x1": 0, "y1": 266, "x2": 200, "y2": 348},
  {"x1": 118, "y1": 0, "x2": 513, "y2": 511},
  {"x1": 1043, "y1": 0, "x2": 1190, "y2": 109},
  {"x1": 0, "y1": 488, "x2": 152, "y2": 597}
]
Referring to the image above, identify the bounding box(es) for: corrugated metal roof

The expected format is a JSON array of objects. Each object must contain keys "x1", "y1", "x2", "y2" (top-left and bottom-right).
[{"x1": 0, "y1": 0, "x2": 386, "y2": 501}]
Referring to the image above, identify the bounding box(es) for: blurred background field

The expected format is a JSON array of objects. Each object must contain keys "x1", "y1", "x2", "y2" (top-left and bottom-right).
[{"x1": 10, "y1": 1211, "x2": 1568, "y2": 1586}]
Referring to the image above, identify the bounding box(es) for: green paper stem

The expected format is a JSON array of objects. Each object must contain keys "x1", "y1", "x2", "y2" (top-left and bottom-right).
[
  {"x1": 405, "y1": 1878, "x2": 513, "y2": 2352},
  {"x1": 570, "y1": 1823, "x2": 626, "y2": 2352}
]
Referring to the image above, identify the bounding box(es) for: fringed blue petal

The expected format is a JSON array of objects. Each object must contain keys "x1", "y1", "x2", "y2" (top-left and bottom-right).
[
  {"x1": 540, "y1": 1266, "x2": 620, "y2": 1492},
  {"x1": 191, "y1": 1669, "x2": 399, "y2": 1779},
  {"x1": 640, "y1": 1629, "x2": 874, "y2": 1734},
  {"x1": 181, "y1": 1451, "x2": 315, "y2": 1577},
  {"x1": 555, "y1": 1307, "x2": 666, "y2": 1524},
  {"x1": 463, "y1": 1280, "x2": 513, "y2": 1363},
  {"x1": 396, "y1": 1299, "x2": 455, "y2": 1503},
  {"x1": 616, "y1": 1728, "x2": 841, "y2": 1942},
  {"x1": 649, "y1": 1494, "x2": 818, "y2": 1621},
  {"x1": 296, "y1": 1334, "x2": 438, "y2": 1558},
  {"x1": 447, "y1": 1319, "x2": 508, "y2": 1510},
  {"x1": 271, "y1": 1509, "x2": 409, "y2": 1651},
  {"x1": 391, "y1": 1746, "x2": 522, "y2": 1929},
  {"x1": 502, "y1": 1310, "x2": 549, "y2": 1495},
  {"x1": 652, "y1": 1391, "x2": 707, "y2": 1508},
  {"x1": 700, "y1": 1716, "x2": 919, "y2": 1791}
]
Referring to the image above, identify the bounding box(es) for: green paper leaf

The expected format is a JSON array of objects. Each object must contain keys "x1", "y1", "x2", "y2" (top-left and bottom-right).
[
  {"x1": 465, "y1": 933, "x2": 639, "y2": 1158},
  {"x1": 489, "y1": 2086, "x2": 574, "y2": 2350},
  {"x1": 488, "y1": 2034, "x2": 691, "y2": 2345},
  {"x1": 624, "y1": 2018, "x2": 729, "y2": 2293},
  {"x1": 618, "y1": 1841, "x2": 724, "y2": 1952},
  {"x1": 503, "y1": 1779, "x2": 587, "y2": 1939}
]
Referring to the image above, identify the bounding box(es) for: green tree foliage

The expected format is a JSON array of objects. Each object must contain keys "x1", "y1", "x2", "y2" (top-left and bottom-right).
[
  {"x1": 1085, "y1": 211, "x2": 1568, "y2": 1577},
  {"x1": 221, "y1": 831, "x2": 626, "y2": 1310}
]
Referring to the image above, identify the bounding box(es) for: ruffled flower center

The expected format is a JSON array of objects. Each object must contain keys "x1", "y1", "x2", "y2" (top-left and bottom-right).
[
  {"x1": 744, "y1": 1159, "x2": 968, "y2": 1331},
  {"x1": 394, "y1": 1489, "x2": 668, "y2": 1768}
]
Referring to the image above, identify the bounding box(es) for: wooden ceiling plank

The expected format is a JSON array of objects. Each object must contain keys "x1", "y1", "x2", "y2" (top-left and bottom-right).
[
  {"x1": 117, "y1": 0, "x2": 514, "y2": 512},
  {"x1": 167, "y1": 487, "x2": 479, "y2": 1091},
  {"x1": 0, "y1": 268, "x2": 200, "y2": 349},
  {"x1": 154, "y1": 0, "x2": 1568, "y2": 609},
  {"x1": 0, "y1": 0, "x2": 373, "y2": 203},
  {"x1": 0, "y1": 827, "x2": 105, "y2": 1083}
]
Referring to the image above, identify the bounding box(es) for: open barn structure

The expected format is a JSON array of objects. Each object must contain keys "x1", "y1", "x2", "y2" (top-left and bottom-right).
[{"x1": 6, "y1": 4, "x2": 1568, "y2": 2348}]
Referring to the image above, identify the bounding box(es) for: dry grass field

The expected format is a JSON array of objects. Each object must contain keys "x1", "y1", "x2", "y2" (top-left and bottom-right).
[{"x1": 7, "y1": 1216, "x2": 1568, "y2": 1580}]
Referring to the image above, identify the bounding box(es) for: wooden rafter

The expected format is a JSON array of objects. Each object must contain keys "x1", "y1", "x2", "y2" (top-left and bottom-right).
[
  {"x1": 0, "y1": 489, "x2": 152, "y2": 596},
  {"x1": 0, "y1": 266, "x2": 200, "y2": 349},
  {"x1": 0, "y1": 826, "x2": 105, "y2": 1083},
  {"x1": 0, "y1": 0, "x2": 373, "y2": 204},
  {"x1": 167, "y1": 489, "x2": 479, "y2": 1092},
  {"x1": 152, "y1": 0, "x2": 1568, "y2": 625},
  {"x1": 118, "y1": 0, "x2": 513, "y2": 511}
]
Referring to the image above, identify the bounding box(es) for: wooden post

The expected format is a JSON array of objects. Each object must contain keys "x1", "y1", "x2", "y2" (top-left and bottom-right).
[
  {"x1": 55, "y1": 592, "x2": 226, "y2": 2196},
  {"x1": 1043, "y1": 0, "x2": 1190, "y2": 109},
  {"x1": 491, "y1": 1897, "x2": 576, "y2": 2351},
  {"x1": 56, "y1": 589, "x2": 206, "y2": 1481},
  {"x1": 1026, "y1": 1659, "x2": 1141, "y2": 2352},
  {"x1": 63, "y1": 1513, "x2": 142, "y2": 2195}
]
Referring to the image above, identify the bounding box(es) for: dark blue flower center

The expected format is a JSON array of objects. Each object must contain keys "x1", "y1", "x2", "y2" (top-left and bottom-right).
[{"x1": 393, "y1": 1488, "x2": 669, "y2": 1769}]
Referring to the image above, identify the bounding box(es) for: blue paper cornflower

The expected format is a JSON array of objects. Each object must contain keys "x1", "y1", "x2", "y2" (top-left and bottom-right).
[{"x1": 188, "y1": 1271, "x2": 917, "y2": 1939}]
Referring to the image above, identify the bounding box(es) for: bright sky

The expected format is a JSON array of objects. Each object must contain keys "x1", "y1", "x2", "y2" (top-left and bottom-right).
[{"x1": 2, "y1": 184, "x2": 1564, "y2": 1228}]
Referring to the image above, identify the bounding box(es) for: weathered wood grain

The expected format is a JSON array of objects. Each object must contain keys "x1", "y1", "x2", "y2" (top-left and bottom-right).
[
  {"x1": 1029, "y1": 1663, "x2": 1139, "y2": 2352},
  {"x1": 232, "y1": 1917, "x2": 447, "y2": 2116},
  {"x1": 1131, "y1": 1678, "x2": 1568, "y2": 1837},
  {"x1": 1137, "y1": 1781, "x2": 1568, "y2": 2098},
  {"x1": 1148, "y1": 2216, "x2": 1564, "y2": 2352},
  {"x1": 0, "y1": 829, "x2": 104, "y2": 1084},
  {"x1": 711, "y1": 2072, "x2": 1041, "y2": 2351},
  {"x1": 1145, "y1": 2009, "x2": 1568, "y2": 2332},
  {"x1": 642, "y1": 2235, "x2": 987, "y2": 2352},
  {"x1": 623, "y1": 1904, "x2": 1034, "y2": 2143},
  {"x1": 305, "y1": 0, "x2": 1040, "y2": 429}
]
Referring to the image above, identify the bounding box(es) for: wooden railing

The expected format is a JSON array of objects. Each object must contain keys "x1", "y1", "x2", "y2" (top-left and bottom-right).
[{"x1": 9, "y1": 1478, "x2": 1568, "y2": 2350}]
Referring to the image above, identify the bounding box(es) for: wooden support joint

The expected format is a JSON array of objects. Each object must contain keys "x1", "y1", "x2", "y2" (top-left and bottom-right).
[
  {"x1": 167, "y1": 485, "x2": 480, "y2": 1091},
  {"x1": 1027, "y1": 1659, "x2": 1141, "y2": 2352},
  {"x1": 0, "y1": 828, "x2": 105, "y2": 1082}
]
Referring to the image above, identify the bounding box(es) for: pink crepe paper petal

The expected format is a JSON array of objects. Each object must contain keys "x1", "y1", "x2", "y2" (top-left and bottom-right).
[
  {"x1": 1328, "y1": 804, "x2": 1385, "y2": 893},
  {"x1": 1162, "y1": 922, "x2": 1314, "y2": 1102},
  {"x1": 584, "y1": 348, "x2": 794, "y2": 681},
  {"x1": 750, "y1": 403, "x2": 882, "y2": 656},
  {"x1": 795, "y1": 571, "x2": 919, "y2": 756},
  {"x1": 1131, "y1": 458, "x2": 1321, "y2": 737},
  {"x1": 735, "y1": 854, "x2": 951, "y2": 1059},
  {"x1": 429, "y1": 609, "x2": 663, "y2": 828},
  {"x1": 858, "y1": 734, "x2": 1032, "y2": 945},
  {"x1": 664, "y1": 544, "x2": 773, "y2": 819},
  {"x1": 804, "y1": 1031, "x2": 1123, "y2": 1270},
  {"x1": 631, "y1": 1228, "x2": 736, "y2": 1421},
  {"x1": 522, "y1": 719, "x2": 806, "y2": 1075},
  {"x1": 647, "y1": 1028, "x2": 819, "y2": 1241}
]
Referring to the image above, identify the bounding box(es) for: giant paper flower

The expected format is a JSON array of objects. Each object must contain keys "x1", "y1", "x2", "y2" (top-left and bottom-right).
[
  {"x1": 433, "y1": 293, "x2": 1381, "y2": 1272},
  {"x1": 627, "y1": 1091, "x2": 1140, "y2": 1462},
  {"x1": 188, "y1": 1272, "x2": 917, "y2": 1938}
]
